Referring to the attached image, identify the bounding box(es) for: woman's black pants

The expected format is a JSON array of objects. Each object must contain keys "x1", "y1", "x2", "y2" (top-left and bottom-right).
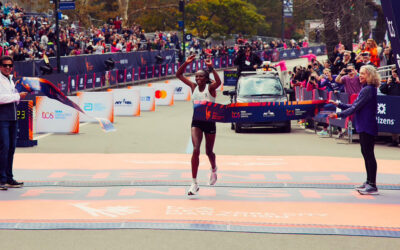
[{"x1": 359, "y1": 132, "x2": 377, "y2": 185}]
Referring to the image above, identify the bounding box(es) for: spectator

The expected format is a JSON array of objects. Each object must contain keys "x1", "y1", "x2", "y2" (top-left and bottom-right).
[
  {"x1": 379, "y1": 67, "x2": 400, "y2": 146},
  {"x1": 363, "y1": 38, "x2": 380, "y2": 67},
  {"x1": 335, "y1": 64, "x2": 362, "y2": 96}
]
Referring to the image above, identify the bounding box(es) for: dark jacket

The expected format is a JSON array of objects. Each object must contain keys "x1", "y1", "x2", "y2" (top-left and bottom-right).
[
  {"x1": 234, "y1": 52, "x2": 262, "y2": 73},
  {"x1": 338, "y1": 84, "x2": 378, "y2": 136},
  {"x1": 379, "y1": 81, "x2": 400, "y2": 96}
]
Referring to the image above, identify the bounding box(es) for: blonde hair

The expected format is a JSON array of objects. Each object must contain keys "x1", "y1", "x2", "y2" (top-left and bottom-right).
[
  {"x1": 360, "y1": 65, "x2": 380, "y2": 87},
  {"x1": 367, "y1": 39, "x2": 377, "y2": 48}
]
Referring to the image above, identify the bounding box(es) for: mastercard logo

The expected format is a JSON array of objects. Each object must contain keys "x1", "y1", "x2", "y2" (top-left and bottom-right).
[{"x1": 155, "y1": 90, "x2": 167, "y2": 99}]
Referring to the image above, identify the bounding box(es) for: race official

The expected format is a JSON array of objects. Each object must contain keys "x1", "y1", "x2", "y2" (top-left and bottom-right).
[
  {"x1": 234, "y1": 46, "x2": 262, "y2": 76},
  {"x1": 329, "y1": 65, "x2": 380, "y2": 195},
  {"x1": 0, "y1": 56, "x2": 27, "y2": 190}
]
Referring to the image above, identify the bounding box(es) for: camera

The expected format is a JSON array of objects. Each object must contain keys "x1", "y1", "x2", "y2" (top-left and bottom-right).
[
  {"x1": 310, "y1": 76, "x2": 315, "y2": 81},
  {"x1": 361, "y1": 52, "x2": 369, "y2": 56},
  {"x1": 308, "y1": 65, "x2": 312, "y2": 69},
  {"x1": 344, "y1": 69, "x2": 351, "y2": 74}
]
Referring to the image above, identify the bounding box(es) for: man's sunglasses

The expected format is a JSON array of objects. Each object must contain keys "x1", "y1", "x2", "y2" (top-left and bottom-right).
[{"x1": 1, "y1": 64, "x2": 13, "y2": 68}]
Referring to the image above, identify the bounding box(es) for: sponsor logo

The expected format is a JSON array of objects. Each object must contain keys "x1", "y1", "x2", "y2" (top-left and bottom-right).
[
  {"x1": 377, "y1": 103, "x2": 386, "y2": 115},
  {"x1": 85, "y1": 58, "x2": 94, "y2": 71},
  {"x1": 232, "y1": 111, "x2": 252, "y2": 118},
  {"x1": 115, "y1": 99, "x2": 132, "y2": 105},
  {"x1": 283, "y1": 53, "x2": 287, "y2": 57},
  {"x1": 290, "y1": 51, "x2": 296, "y2": 56},
  {"x1": 71, "y1": 79, "x2": 76, "y2": 88},
  {"x1": 140, "y1": 96, "x2": 151, "y2": 102},
  {"x1": 376, "y1": 117, "x2": 395, "y2": 125},
  {"x1": 83, "y1": 103, "x2": 106, "y2": 112},
  {"x1": 119, "y1": 59, "x2": 128, "y2": 65},
  {"x1": 127, "y1": 72, "x2": 132, "y2": 79},
  {"x1": 263, "y1": 110, "x2": 275, "y2": 117},
  {"x1": 42, "y1": 112, "x2": 54, "y2": 119},
  {"x1": 206, "y1": 107, "x2": 211, "y2": 120},
  {"x1": 155, "y1": 90, "x2": 167, "y2": 99},
  {"x1": 286, "y1": 109, "x2": 295, "y2": 116},
  {"x1": 387, "y1": 18, "x2": 396, "y2": 38}
]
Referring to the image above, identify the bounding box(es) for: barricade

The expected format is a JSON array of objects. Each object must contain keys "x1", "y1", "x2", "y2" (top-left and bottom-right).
[
  {"x1": 129, "y1": 86, "x2": 156, "y2": 112},
  {"x1": 151, "y1": 83, "x2": 175, "y2": 106},
  {"x1": 169, "y1": 80, "x2": 191, "y2": 101},
  {"x1": 35, "y1": 96, "x2": 79, "y2": 134},
  {"x1": 77, "y1": 91, "x2": 114, "y2": 123},
  {"x1": 377, "y1": 64, "x2": 395, "y2": 82},
  {"x1": 108, "y1": 88, "x2": 140, "y2": 117}
]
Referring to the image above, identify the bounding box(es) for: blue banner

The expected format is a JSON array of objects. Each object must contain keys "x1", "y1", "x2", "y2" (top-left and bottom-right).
[
  {"x1": 193, "y1": 100, "x2": 326, "y2": 123},
  {"x1": 382, "y1": 0, "x2": 400, "y2": 74},
  {"x1": 223, "y1": 70, "x2": 238, "y2": 86},
  {"x1": 377, "y1": 95, "x2": 400, "y2": 133}
]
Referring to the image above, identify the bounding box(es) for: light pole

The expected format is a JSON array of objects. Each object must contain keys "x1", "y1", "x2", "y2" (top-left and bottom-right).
[
  {"x1": 54, "y1": 0, "x2": 61, "y2": 73},
  {"x1": 179, "y1": 0, "x2": 186, "y2": 61}
]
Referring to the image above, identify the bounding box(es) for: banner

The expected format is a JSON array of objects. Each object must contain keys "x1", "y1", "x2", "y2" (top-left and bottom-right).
[
  {"x1": 16, "y1": 77, "x2": 115, "y2": 132},
  {"x1": 376, "y1": 95, "x2": 400, "y2": 133},
  {"x1": 129, "y1": 86, "x2": 155, "y2": 111},
  {"x1": 109, "y1": 88, "x2": 140, "y2": 116},
  {"x1": 36, "y1": 96, "x2": 79, "y2": 133},
  {"x1": 193, "y1": 100, "x2": 326, "y2": 123},
  {"x1": 30, "y1": 50, "x2": 176, "y2": 76},
  {"x1": 77, "y1": 91, "x2": 114, "y2": 124},
  {"x1": 153, "y1": 83, "x2": 174, "y2": 106},
  {"x1": 224, "y1": 70, "x2": 239, "y2": 86},
  {"x1": 381, "y1": 0, "x2": 400, "y2": 74},
  {"x1": 171, "y1": 81, "x2": 191, "y2": 101}
]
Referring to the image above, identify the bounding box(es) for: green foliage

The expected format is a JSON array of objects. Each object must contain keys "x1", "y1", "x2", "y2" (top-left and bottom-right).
[{"x1": 185, "y1": 0, "x2": 265, "y2": 39}]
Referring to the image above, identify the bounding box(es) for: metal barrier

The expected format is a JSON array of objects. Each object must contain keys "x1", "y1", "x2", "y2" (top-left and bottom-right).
[{"x1": 377, "y1": 64, "x2": 395, "y2": 82}]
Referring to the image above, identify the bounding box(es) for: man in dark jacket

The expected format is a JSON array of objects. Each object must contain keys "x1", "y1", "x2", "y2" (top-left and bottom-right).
[{"x1": 234, "y1": 45, "x2": 262, "y2": 76}]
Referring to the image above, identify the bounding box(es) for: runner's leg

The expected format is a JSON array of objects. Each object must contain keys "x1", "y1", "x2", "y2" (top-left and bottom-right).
[{"x1": 191, "y1": 127, "x2": 203, "y2": 179}]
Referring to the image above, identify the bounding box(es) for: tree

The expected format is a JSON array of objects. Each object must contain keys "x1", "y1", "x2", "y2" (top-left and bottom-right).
[{"x1": 185, "y1": 0, "x2": 265, "y2": 39}]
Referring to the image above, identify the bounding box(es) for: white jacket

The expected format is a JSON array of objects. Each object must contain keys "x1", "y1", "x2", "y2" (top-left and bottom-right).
[{"x1": 0, "y1": 72, "x2": 20, "y2": 105}]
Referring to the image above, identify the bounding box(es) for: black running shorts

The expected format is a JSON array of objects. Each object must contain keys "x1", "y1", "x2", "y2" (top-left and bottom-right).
[{"x1": 191, "y1": 120, "x2": 216, "y2": 134}]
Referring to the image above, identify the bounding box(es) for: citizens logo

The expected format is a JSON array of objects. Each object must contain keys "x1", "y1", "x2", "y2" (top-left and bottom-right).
[
  {"x1": 377, "y1": 103, "x2": 386, "y2": 115},
  {"x1": 155, "y1": 90, "x2": 167, "y2": 99}
]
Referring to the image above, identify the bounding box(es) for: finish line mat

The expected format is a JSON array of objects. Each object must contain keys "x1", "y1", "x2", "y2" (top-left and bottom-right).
[{"x1": 1, "y1": 153, "x2": 400, "y2": 237}]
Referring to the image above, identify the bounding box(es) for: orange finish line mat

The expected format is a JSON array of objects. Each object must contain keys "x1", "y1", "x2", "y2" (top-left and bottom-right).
[{"x1": 1, "y1": 153, "x2": 400, "y2": 237}]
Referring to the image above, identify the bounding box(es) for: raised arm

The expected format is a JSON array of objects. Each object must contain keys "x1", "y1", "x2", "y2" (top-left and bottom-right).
[
  {"x1": 176, "y1": 54, "x2": 196, "y2": 92},
  {"x1": 205, "y1": 58, "x2": 221, "y2": 92}
]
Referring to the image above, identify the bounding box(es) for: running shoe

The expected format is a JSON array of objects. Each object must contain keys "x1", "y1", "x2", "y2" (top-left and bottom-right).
[
  {"x1": 354, "y1": 182, "x2": 367, "y2": 190},
  {"x1": 357, "y1": 184, "x2": 378, "y2": 195},
  {"x1": 317, "y1": 130, "x2": 329, "y2": 137},
  {"x1": 188, "y1": 183, "x2": 199, "y2": 195},
  {"x1": 209, "y1": 168, "x2": 218, "y2": 186}
]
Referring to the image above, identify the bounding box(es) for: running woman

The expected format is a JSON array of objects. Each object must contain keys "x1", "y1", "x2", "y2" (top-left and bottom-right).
[{"x1": 176, "y1": 54, "x2": 222, "y2": 195}]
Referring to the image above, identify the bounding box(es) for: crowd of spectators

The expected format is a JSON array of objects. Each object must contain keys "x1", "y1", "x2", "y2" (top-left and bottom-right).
[
  {"x1": 288, "y1": 38, "x2": 399, "y2": 146},
  {"x1": 0, "y1": 1, "x2": 183, "y2": 61}
]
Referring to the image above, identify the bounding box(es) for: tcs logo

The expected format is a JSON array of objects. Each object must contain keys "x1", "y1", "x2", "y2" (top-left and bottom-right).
[
  {"x1": 42, "y1": 112, "x2": 54, "y2": 119},
  {"x1": 155, "y1": 90, "x2": 167, "y2": 99}
]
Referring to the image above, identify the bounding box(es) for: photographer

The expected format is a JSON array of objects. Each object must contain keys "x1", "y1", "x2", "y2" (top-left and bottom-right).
[
  {"x1": 306, "y1": 72, "x2": 324, "y2": 91},
  {"x1": 355, "y1": 52, "x2": 375, "y2": 71},
  {"x1": 234, "y1": 45, "x2": 262, "y2": 76},
  {"x1": 335, "y1": 64, "x2": 362, "y2": 96},
  {"x1": 320, "y1": 69, "x2": 344, "y2": 93}
]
